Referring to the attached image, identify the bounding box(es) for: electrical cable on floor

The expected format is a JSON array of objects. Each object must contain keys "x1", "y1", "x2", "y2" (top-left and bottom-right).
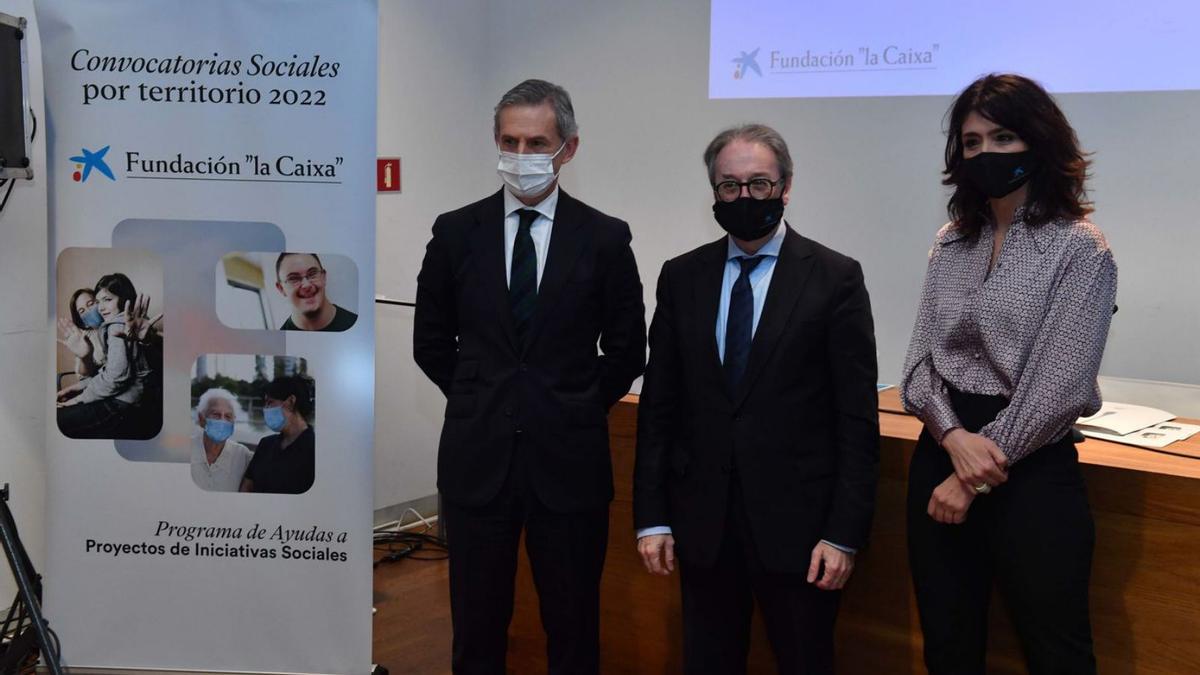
[
  {"x1": 1, "y1": 596, "x2": 59, "y2": 675},
  {"x1": 373, "y1": 508, "x2": 448, "y2": 566}
]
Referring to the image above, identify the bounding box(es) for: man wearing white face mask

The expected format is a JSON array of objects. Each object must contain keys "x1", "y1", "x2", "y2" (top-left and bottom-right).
[{"x1": 414, "y1": 79, "x2": 646, "y2": 675}]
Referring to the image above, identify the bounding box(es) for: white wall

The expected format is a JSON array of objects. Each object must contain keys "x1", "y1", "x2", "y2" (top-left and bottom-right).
[
  {"x1": 0, "y1": 0, "x2": 46, "y2": 602},
  {"x1": 373, "y1": 0, "x2": 494, "y2": 514}
]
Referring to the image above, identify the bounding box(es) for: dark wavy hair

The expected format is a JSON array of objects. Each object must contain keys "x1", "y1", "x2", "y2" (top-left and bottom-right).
[
  {"x1": 943, "y1": 74, "x2": 1092, "y2": 237},
  {"x1": 265, "y1": 374, "x2": 314, "y2": 421},
  {"x1": 94, "y1": 273, "x2": 138, "y2": 313},
  {"x1": 68, "y1": 288, "x2": 96, "y2": 329}
]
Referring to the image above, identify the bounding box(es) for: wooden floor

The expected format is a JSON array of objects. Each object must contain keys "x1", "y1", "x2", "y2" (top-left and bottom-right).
[{"x1": 372, "y1": 549, "x2": 453, "y2": 674}]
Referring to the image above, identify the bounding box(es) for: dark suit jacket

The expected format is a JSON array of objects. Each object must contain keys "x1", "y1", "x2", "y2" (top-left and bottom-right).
[
  {"x1": 634, "y1": 226, "x2": 879, "y2": 572},
  {"x1": 414, "y1": 188, "x2": 646, "y2": 513}
]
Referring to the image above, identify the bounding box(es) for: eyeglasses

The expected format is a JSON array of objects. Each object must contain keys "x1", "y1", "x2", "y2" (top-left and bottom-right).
[
  {"x1": 713, "y1": 178, "x2": 784, "y2": 203},
  {"x1": 283, "y1": 267, "x2": 325, "y2": 287}
]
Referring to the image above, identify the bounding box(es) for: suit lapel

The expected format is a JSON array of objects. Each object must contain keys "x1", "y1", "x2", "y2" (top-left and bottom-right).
[
  {"x1": 693, "y1": 239, "x2": 730, "y2": 402},
  {"x1": 734, "y1": 226, "x2": 814, "y2": 409},
  {"x1": 524, "y1": 189, "x2": 588, "y2": 354},
  {"x1": 469, "y1": 189, "x2": 520, "y2": 354}
]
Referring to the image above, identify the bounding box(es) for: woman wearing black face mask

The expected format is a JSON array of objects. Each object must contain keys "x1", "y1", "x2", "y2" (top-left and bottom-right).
[{"x1": 899, "y1": 74, "x2": 1117, "y2": 674}]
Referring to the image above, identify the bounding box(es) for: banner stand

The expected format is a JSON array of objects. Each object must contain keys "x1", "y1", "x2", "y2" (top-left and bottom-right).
[{"x1": 37, "y1": 2, "x2": 377, "y2": 672}]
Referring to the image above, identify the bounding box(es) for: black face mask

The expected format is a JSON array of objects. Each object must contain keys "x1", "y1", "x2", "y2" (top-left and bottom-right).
[
  {"x1": 712, "y1": 197, "x2": 784, "y2": 241},
  {"x1": 962, "y1": 150, "x2": 1037, "y2": 199}
]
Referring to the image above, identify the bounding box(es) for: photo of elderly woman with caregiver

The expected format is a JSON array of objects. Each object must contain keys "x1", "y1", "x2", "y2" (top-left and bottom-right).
[
  {"x1": 901, "y1": 73, "x2": 1117, "y2": 674},
  {"x1": 56, "y1": 272, "x2": 164, "y2": 439}
]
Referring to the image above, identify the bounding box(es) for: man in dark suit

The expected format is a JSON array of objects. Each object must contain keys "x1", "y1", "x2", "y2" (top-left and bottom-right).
[
  {"x1": 413, "y1": 79, "x2": 646, "y2": 675},
  {"x1": 633, "y1": 124, "x2": 879, "y2": 674}
]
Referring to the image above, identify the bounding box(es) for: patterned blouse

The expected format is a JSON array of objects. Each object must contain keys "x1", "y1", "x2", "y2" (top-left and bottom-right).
[{"x1": 900, "y1": 210, "x2": 1118, "y2": 464}]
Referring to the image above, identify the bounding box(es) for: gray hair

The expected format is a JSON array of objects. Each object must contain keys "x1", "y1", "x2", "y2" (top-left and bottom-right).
[
  {"x1": 195, "y1": 388, "x2": 245, "y2": 425},
  {"x1": 493, "y1": 79, "x2": 578, "y2": 141},
  {"x1": 703, "y1": 123, "x2": 794, "y2": 185}
]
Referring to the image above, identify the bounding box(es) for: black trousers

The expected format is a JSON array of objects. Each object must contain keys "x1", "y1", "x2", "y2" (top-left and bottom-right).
[
  {"x1": 907, "y1": 390, "x2": 1096, "y2": 675},
  {"x1": 57, "y1": 398, "x2": 132, "y2": 439},
  {"x1": 679, "y1": 477, "x2": 840, "y2": 675},
  {"x1": 440, "y1": 441, "x2": 609, "y2": 675}
]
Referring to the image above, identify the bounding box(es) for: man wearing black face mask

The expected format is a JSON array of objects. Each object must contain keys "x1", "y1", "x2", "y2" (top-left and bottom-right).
[{"x1": 633, "y1": 123, "x2": 879, "y2": 674}]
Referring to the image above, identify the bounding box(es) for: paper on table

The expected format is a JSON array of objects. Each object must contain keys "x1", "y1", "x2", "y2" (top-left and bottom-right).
[
  {"x1": 1079, "y1": 422, "x2": 1200, "y2": 450},
  {"x1": 1076, "y1": 402, "x2": 1174, "y2": 437}
]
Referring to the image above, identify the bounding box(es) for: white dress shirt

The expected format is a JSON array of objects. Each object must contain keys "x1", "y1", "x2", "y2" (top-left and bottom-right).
[{"x1": 503, "y1": 186, "x2": 558, "y2": 289}]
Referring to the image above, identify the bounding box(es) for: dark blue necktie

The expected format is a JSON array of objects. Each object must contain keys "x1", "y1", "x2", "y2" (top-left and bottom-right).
[
  {"x1": 509, "y1": 209, "x2": 539, "y2": 344},
  {"x1": 724, "y1": 255, "x2": 765, "y2": 391}
]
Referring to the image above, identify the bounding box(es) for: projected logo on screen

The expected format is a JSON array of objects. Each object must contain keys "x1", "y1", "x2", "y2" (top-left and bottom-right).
[
  {"x1": 69, "y1": 145, "x2": 116, "y2": 183},
  {"x1": 732, "y1": 48, "x2": 761, "y2": 79},
  {"x1": 710, "y1": 0, "x2": 1200, "y2": 99}
]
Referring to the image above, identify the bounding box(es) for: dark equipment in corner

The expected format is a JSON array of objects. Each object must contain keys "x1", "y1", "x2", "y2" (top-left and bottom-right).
[
  {"x1": 0, "y1": 12, "x2": 32, "y2": 182},
  {"x1": 0, "y1": 484, "x2": 64, "y2": 675}
]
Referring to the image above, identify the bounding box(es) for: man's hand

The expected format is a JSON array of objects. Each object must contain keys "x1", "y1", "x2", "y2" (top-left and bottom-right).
[
  {"x1": 942, "y1": 428, "x2": 1008, "y2": 488},
  {"x1": 927, "y1": 474, "x2": 977, "y2": 524},
  {"x1": 807, "y1": 541, "x2": 854, "y2": 590},
  {"x1": 637, "y1": 533, "x2": 676, "y2": 576}
]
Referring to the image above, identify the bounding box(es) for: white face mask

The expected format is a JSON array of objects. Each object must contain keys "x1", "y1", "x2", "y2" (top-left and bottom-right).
[{"x1": 497, "y1": 142, "x2": 566, "y2": 198}]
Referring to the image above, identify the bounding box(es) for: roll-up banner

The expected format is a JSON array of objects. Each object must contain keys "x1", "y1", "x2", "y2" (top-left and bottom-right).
[{"x1": 37, "y1": 1, "x2": 377, "y2": 672}]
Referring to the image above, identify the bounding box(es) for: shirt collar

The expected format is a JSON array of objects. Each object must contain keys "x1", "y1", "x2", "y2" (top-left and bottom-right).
[
  {"x1": 1013, "y1": 208, "x2": 1063, "y2": 254},
  {"x1": 999, "y1": 208, "x2": 1058, "y2": 254},
  {"x1": 504, "y1": 185, "x2": 559, "y2": 222},
  {"x1": 726, "y1": 221, "x2": 786, "y2": 261},
  {"x1": 938, "y1": 206, "x2": 1055, "y2": 254}
]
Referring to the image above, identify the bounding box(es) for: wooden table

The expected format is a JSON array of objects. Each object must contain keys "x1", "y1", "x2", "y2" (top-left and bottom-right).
[{"x1": 506, "y1": 392, "x2": 1200, "y2": 673}]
